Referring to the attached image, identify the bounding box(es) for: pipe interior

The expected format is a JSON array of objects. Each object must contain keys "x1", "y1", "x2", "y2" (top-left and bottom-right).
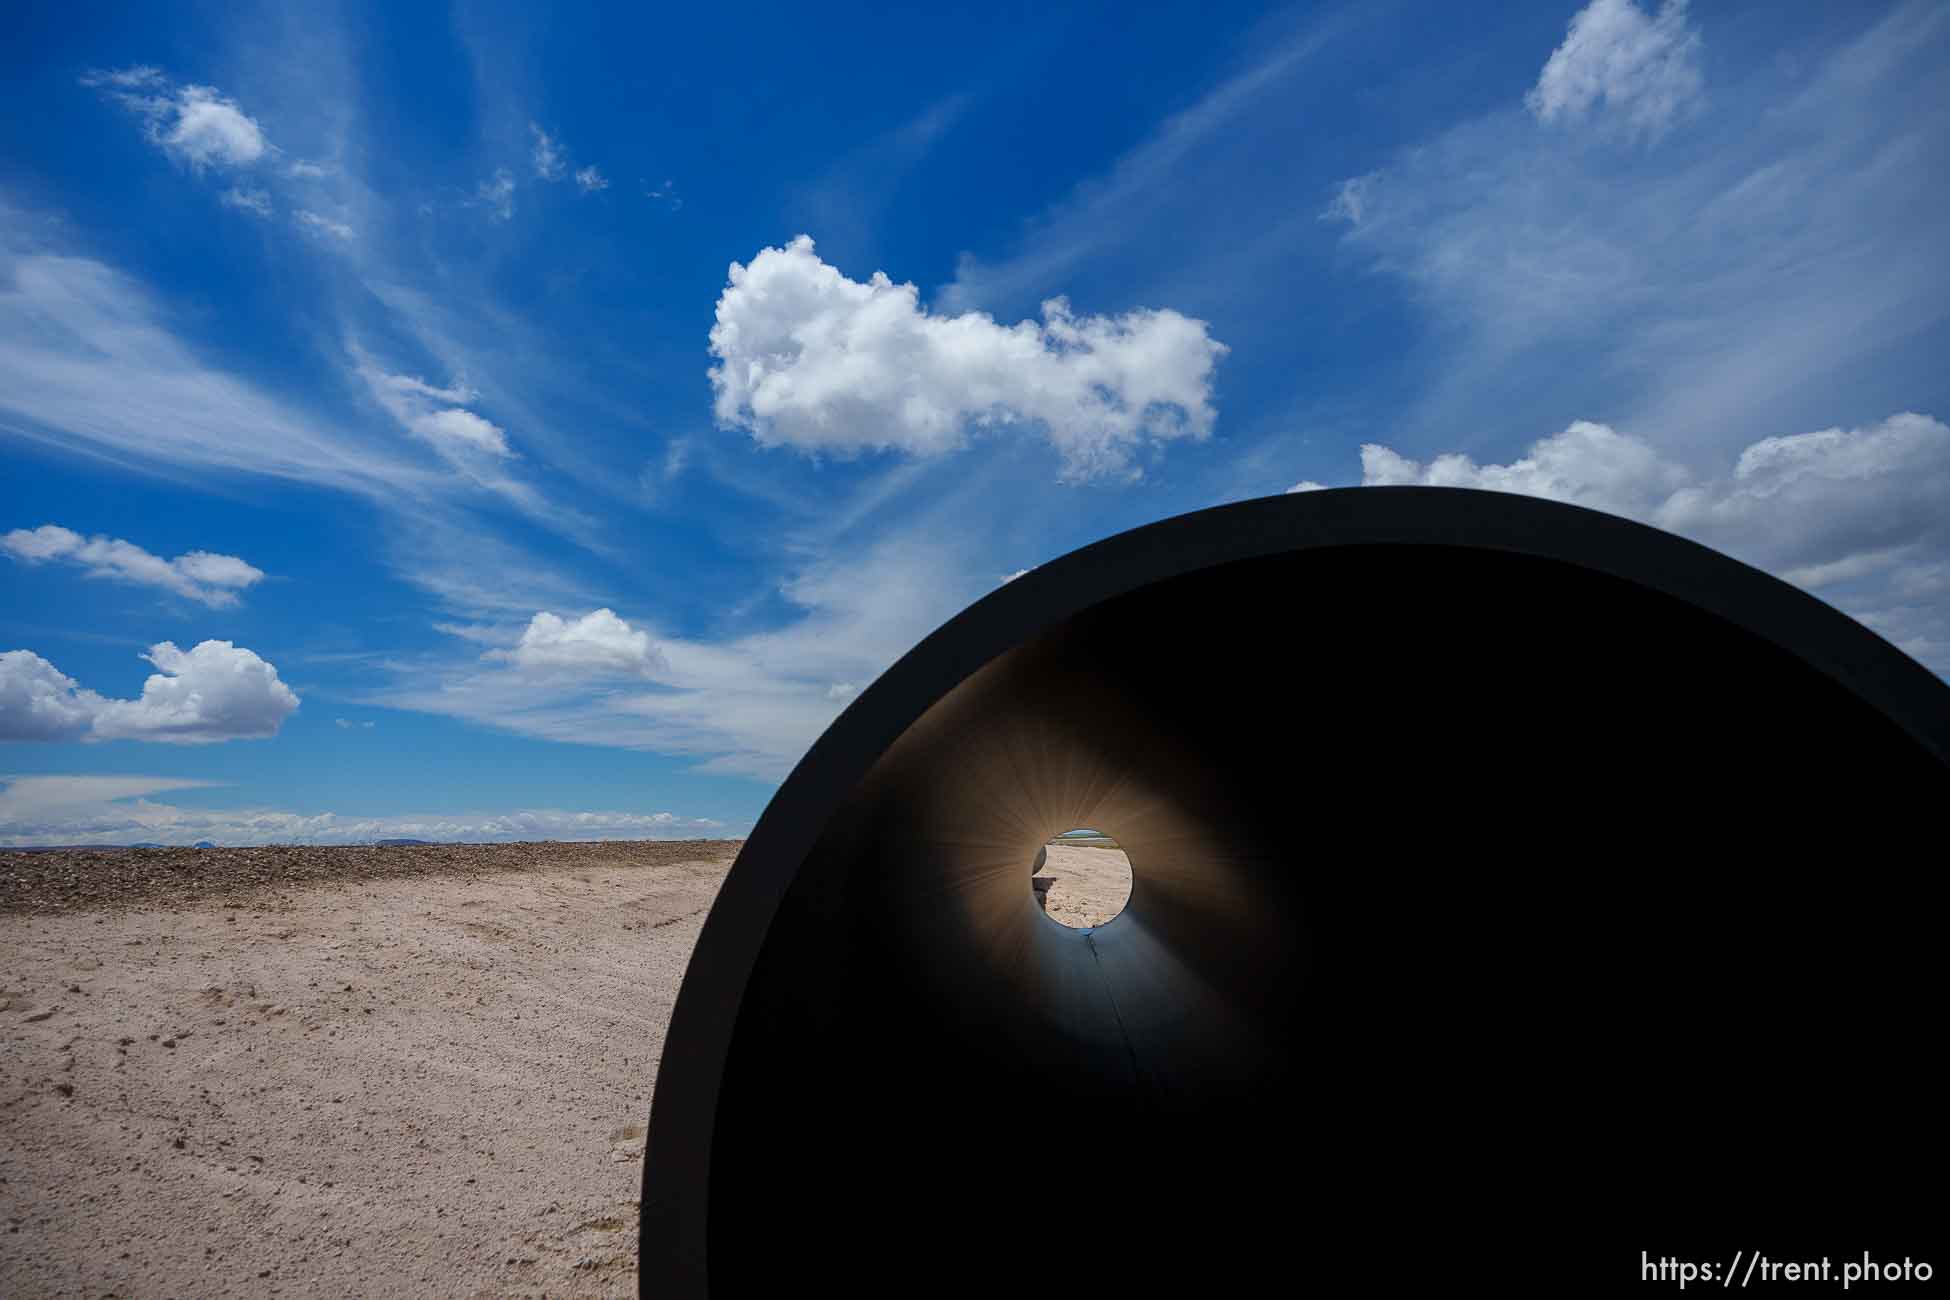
[{"x1": 698, "y1": 546, "x2": 1941, "y2": 1286}]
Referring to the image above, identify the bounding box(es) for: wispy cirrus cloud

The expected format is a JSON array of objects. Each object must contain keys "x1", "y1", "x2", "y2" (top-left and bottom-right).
[
  {"x1": 372, "y1": 530, "x2": 985, "y2": 779},
  {"x1": 350, "y1": 353, "x2": 611, "y2": 553},
  {"x1": 77, "y1": 66, "x2": 167, "y2": 91},
  {"x1": 0, "y1": 202, "x2": 618, "y2": 668},
  {"x1": 1526, "y1": 0, "x2": 1705, "y2": 141},
  {"x1": 788, "y1": 92, "x2": 975, "y2": 262},
  {"x1": 1319, "y1": 2, "x2": 1950, "y2": 461},
  {"x1": 530, "y1": 124, "x2": 610, "y2": 195},
  {"x1": 0, "y1": 775, "x2": 221, "y2": 819},
  {"x1": 220, "y1": 185, "x2": 272, "y2": 216},
  {"x1": 382, "y1": 511, "x2": 609, "y2": 621},
  {"x1": 475, "y1": 168, "x2": 514, "y2": 220},
  {"x1": 939, "y1": 10, "x2": 1350, "y2": 315},
  {"x1": 295, "y1": 209, "x2": 354, "y2": 241},
  {"x1": 1318, "y1": 171, "x2": 1379, "y2": 225},
  {"x1": 529, "y1": 123, "x2": 567, "y2": 180},
  {"x1": 358, "y1": 363, "x2": 511, "y2": 458},
  {"x1": 0, "y1": 235, "x2": 438, "y2": 498}
]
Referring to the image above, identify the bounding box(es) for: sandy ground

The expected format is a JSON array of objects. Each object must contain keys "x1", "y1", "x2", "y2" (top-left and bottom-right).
[
  {"x1": 2, "y1": 836, "x2": 1135, "y2": 1297},
  {"x1": 1037, "y1": 843, "x2": 1133, "y2": 929},
  {"x1": 1, "y1": 842, "x2": 738, "y2": 1299}
]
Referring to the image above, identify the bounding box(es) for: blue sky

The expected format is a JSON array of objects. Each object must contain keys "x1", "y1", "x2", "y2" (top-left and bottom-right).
[{"x1": 3, "y1": 0, "x2": 1947, "y2": 845}]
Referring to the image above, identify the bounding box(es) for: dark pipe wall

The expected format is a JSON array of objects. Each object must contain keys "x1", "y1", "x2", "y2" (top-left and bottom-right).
[{"x1": 641, "y1": 490, "x2": 1948, "y2": 1295}]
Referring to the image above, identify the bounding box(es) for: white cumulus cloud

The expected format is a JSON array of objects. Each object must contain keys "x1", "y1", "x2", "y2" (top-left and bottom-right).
[
  {"x1": 1342, "y1": 412, "x2": 1950, "y2": 670},
  {"x1": 90, "y1": 641, "x2": 301, "y2": 743},
  {"x1": 3, "y1": 524, "x2": 264, "y2": 607},
  {"x1": 0, "y1": 641, "x2": 299, "y2": 744},
  {"x1": 574, "y1": 165, "x2": 608, "y2": 193},
  {"x1": 0, "y1": 651, "x2": 105, "y2": 742},
  {"x1": 85, "y1": 70, "x2": 272, "y2": 170},
  {"x1": 1527, "y1": 0, "x2": 1704, "y2": 140},
  {"x1": 164, "y1": 85, "x2": 271, "y2": 168},
  {"x1": 490, "y1": 609, "x2": 667, "y2": 677},
  {"x1": 707, "y1": 235, "x2": 1228, "y2": 480},
  {"x1": 1358, "y1": 419, "x2": 1692, "y2": 519}
]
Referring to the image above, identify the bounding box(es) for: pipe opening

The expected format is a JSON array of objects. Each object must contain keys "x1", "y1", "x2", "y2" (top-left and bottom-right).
[{"x1": 1033, "y1": 828, "x2": 1132, "y2": 929}]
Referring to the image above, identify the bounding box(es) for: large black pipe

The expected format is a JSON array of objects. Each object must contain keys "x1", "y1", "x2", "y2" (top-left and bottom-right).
[{"x1": 641, "y1": 488, "x2": 1947, "y2": 1294}]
